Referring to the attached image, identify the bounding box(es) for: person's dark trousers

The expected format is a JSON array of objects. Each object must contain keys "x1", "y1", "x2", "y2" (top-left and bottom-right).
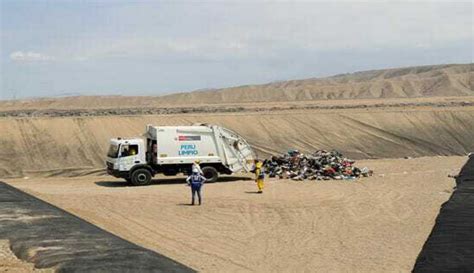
[{"x1": 191, "y1": 183, "x2": 202, "y2": 205}]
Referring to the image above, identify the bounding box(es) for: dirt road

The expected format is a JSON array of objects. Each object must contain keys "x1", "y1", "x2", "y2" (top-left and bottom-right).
[{"x1": 5, "y1": 156, "x2": 465, "y2": 272}]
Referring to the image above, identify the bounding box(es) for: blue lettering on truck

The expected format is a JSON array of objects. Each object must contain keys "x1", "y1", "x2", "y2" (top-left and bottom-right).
[{"x1": 179, "y1": 144, "x2": 198, "y2": 156}]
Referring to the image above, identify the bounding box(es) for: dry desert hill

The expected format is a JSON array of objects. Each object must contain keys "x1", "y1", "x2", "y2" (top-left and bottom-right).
[
  {"x1": 0, "y1": 63, "x2": 472, "y2": 111},
  {"x1": 157, "y1": 63, "x2": 473, "y2": 104}
]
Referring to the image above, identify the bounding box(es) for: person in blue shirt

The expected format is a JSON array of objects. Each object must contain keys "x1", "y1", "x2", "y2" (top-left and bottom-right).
[{"x1": 186, "y1": 171, "x2": 206, "y2": 205}]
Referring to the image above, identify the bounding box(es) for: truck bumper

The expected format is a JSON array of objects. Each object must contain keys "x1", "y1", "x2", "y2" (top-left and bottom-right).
[{"x1": 107, "y1": 168, "x2": 129, "y2": 179}]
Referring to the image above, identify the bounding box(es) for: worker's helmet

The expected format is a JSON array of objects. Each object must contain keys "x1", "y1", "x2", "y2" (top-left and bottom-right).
[{"x1": 195, "y1": 160, "x2": 201, "y2": 164}]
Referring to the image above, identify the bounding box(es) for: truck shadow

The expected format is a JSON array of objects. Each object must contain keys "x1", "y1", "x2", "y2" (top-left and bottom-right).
[{"x1": 95, "y1": 176, "x2": 252, "y2": 188}]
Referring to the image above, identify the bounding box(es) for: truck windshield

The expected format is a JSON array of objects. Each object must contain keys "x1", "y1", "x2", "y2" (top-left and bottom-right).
[{"x1": 107, "y1": 144, "x2": 120, "y2": 158}]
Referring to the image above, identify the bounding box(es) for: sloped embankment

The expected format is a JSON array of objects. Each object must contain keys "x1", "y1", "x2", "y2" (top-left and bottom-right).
[{"x1": 1, "y1": 108, "x2": 473, "y2": 178}]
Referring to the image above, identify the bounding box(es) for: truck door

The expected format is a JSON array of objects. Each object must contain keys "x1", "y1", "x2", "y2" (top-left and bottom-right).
[{"x1": 118, "y1": 144, "x2": 140, "y2": 171}]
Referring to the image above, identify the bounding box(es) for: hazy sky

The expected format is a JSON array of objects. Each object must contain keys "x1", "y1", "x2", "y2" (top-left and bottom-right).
[{"x1": 1, "y1": 0, "x2": 472, "y2": 100}]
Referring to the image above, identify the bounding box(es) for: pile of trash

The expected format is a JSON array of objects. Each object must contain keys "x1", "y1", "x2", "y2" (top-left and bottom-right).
[{"x1": 263, "y1": 150, "x2": 373, "y2": 181}]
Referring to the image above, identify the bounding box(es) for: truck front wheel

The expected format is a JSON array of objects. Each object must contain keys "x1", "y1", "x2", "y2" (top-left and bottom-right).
[
  {"x1": 202, "y1": 166, "x2": 218, "y2": 183},
  {"x1": 131, "y1": 169, "x2": 152, "y2": 186}
]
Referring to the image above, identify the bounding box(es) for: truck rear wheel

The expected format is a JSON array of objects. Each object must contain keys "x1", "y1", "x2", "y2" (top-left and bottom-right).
[
  {"x1": 131, "y1": 169, "x2": 152, "y2": 186},
  {"x1": 202, "y1": 166, "x2": 218, "y2": 183}
]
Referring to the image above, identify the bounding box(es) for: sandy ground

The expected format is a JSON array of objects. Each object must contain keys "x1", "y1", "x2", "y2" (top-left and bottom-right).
[
  {"x1": 4, "y1": 156, "x2": 465, "y2": 272},
  {"x1": 0, "y1": 240, "x2": 53, "y2": 273}
]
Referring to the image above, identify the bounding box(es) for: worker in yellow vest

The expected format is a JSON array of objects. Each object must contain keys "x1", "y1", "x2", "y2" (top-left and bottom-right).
[{"x1": 253, "y1": 160, "x2": 265, "y2": 194}]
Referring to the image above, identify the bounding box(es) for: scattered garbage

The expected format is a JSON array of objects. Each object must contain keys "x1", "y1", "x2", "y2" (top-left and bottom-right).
[{"x1": 263, "y1": 150, "x2": 373, "y2": 181}]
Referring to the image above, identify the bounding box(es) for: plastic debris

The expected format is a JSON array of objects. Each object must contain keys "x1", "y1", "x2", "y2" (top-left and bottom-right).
[{"x1": 263, "y1": 150, "x2": 373, "y2": 181}]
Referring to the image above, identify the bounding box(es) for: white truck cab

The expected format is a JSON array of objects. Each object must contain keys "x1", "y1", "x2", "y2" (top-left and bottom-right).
[
  {"x1": 106, "y1": 138, "x2": 145, "y2": 172},
  {"x1": 106, "y1": 124, "x2": 256, "y2": 186}
]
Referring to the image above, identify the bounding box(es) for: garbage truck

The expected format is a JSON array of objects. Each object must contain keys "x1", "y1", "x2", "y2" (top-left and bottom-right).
[{"x1": 106, "y1": 124, "x2": 256, "y2": 185}]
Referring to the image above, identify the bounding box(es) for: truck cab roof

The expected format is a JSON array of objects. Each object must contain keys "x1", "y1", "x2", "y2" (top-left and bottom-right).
[{"x1": 110, "y1": 138, "x2": 143, "y2": 144}]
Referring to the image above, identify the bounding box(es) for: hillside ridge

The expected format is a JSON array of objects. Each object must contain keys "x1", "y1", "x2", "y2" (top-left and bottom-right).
[{"x1": 0, "y1": 63, "x2": 472, "y2": 110}]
